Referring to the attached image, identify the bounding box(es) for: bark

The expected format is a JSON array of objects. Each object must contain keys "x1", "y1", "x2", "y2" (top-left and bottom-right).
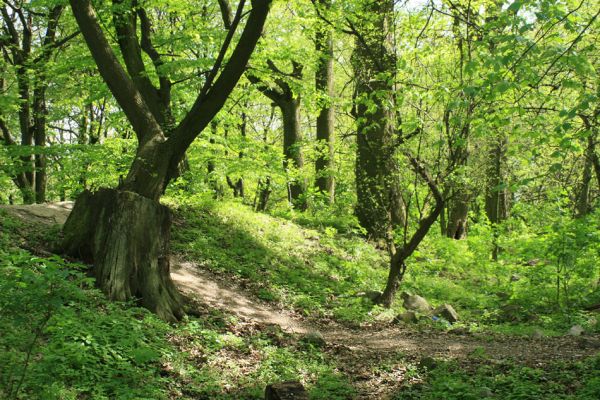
[
  {"x1": 314, "y1": 0, "x2": 335, "y2": 203},
  {"x1": 576, "y1": 136, "x2": 594, "y2": 216},
  {"x1": 281, "y1": 99, "x2": 306, "y2": 209},
  {"x1": 352, "y1": 0, "x2": 404, "y2": 240},
  {"x1": 62, "y1": 189, "x2": 183, "y2": 322},
  {"x1": 485, "y1": 135, "x2": 509, "y2": 224}
]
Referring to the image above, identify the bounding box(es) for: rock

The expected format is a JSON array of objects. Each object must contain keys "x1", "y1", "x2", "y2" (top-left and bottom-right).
[
  {"x1": 510, "y1": 274, "x2": 521, "y2": 282},
  {"x1": 393, "y1": 311, "x2": 418, "y2": 324},
  {"x1": 302, "y1": 331, "x2": 326, "y2": 347},
  {"x1": 576, "y1": 337, "x2": 600, "y2": 350},
  {"x1": 433, "y1": 304, "x2": 459, "y2": 323},
  {"x1": 401, "y1": 292, "x2": 432, "y2": 313},
  {"x1": 568, "y1": 325, "x2": 584, "y2": 336},
  {"x1": 449, "y1": 327, "x2": 471, "y2": 335},
  {"x1": 418, "y1": 356, "x2": 437, "y2": 370},
  {"x1": 478, "y1": 387, "x2": 494, "y2": 398},
  {"x1": 265, "y1": 381, "x2": 308, "y2": 400},
  {"x1": 532, "y1": 329, "x2": 544, "y2": 339},
  {"x1": 364, "y1": 290, "x2": 382, "y2": 303}
]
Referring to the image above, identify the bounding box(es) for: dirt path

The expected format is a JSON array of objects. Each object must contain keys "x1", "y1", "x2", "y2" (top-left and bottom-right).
[
  {"x1": 171, "y1": 257, "x2": 598, "y2": 365},
  {"x1": 4, "y1": 203, "x2": 600, "y2": 398},
  {"x1": 171, "y1": 257, "x2": 599, "y2": 398}
]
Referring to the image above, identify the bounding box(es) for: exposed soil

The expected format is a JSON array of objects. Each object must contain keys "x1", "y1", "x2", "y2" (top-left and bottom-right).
[{"x1": 3, "y1": 203, "x2": 599, "y2": 399}]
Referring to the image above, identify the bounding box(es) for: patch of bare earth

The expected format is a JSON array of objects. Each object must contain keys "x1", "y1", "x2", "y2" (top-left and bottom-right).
[{"x1": 3, "y1": 203, "x2": 599, "y2": 399}]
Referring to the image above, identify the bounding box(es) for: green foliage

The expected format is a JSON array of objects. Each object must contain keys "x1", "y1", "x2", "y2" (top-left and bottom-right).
[
  {"x1": 395, "y1": 356, "x2": 600, "y2": 400},
  {"x1": 169, "y1": 197, "x2": 388, "y2": 322}
]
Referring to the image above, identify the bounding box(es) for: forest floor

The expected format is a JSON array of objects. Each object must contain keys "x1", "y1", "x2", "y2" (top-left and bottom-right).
[
  {"x1": 2, "y1": 202, "x2": 599, "y2": 399},
  {"x1": 172, "y1": 256, "x2": 598, "y2": 398}
]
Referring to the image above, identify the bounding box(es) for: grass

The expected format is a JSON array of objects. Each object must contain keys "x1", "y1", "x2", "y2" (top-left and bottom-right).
[
  {"x1": 1, "y1": 198, "x2": 599, "y2": 399},
  {"x1": 0, "y1": 208, "x2": 354, "y2": 400},
  {"x1": 168, "y1": 197, "x2": 390, "y2": 323},
  {"x1": 394, "y1": 356, "x2": 600, "y2": 399}
]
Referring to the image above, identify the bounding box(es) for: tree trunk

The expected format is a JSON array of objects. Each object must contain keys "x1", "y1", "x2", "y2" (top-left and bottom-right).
[
  {"x1": 281, "y1": 100, "x2": 306, "y2": 209},
  {"x1": 446, "y1": 193, "x2": 469, "y2": 239},
  {"x1": 314, "y1": 0, "x2": 335, "y2": 203},
  {"x1": 62, "y1": 189, "x2": 183, "y2": 321},
  {"x1": 576, "y1": 137, "x2": 594, "y2": 217},
  {"x1": 255, "y1": 177, "x2": 272, "y2": 212},
  {"x1": 378, "y1": 155, "x2": 444, "y2": 307},
  {"x1": 352, "y1": 0, "x2": 404, "y2": 240},
  {"x1": 485, "y1": 135, "x2": 509, "y2": 224}
]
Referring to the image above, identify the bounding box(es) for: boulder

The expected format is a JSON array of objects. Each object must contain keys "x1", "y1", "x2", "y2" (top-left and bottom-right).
[
  {"x1": 393, "y1": 311, "x2": 418, "y2": 324},
  {"x1": 568, "y1": 325, "x2": 584, "y2": 336},
  {"x1": 401, "y1": 292, "x2": 432, "y2": 313},
  {"x1": 265, "y1": 381, "x2": 308, "y2": 400},
  {"x1": 433, "y1": 304, "x2": 459, "y2": 323}
]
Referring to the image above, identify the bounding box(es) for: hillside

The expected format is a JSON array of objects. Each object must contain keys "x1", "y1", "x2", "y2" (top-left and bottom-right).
[{"x1": 1, "y1": 200, "x2": 599, "y2": 399}]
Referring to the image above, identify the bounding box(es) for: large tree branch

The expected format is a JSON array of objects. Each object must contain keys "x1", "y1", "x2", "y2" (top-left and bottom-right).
[
  {"x1": 218, "y1": 0, "x2": 234, "y2": 29},
  {"x1": 112, "y1": 0, "x2": 165, "y2": 125},
  {"x1": 246, "y1": 72, "x2": 286, "y2": 104},
  {"x1": 137, "y1": 7, "x2": 171, "y2": 106},
  {"x1": 171, "y1": 0, "x2": 272, "y2": 155},
  {"x1": 198, "y1": 0, "x2": 246, "y2": 102},
  {"x1": 69, "y1": 0, "x2": 163, "y2": 144}
]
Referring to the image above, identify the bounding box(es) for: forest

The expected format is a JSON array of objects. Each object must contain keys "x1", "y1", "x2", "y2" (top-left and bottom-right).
[{"x1": 0, "y1": 0, "x2": 599, "y2": 398}]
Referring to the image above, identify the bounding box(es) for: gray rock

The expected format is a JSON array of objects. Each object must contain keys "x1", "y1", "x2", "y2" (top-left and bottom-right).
[
  {"x1": 568, "y1": 325, "x2": 584, "y2": 336},
  {"x1": 364, "y1": 290, "x2": 382, "y2": 303},
  {"x1": 532, "y1": 329, "x2": 544, "y2": 339},
  {"x1": 433, "y1": 304, "x2": 459, "y2": 323},
  {"x1": 418, "y1": 356, "x2": 437, "y2": 370},
  {"x1": 265, "y1": 381, "x2": 308, "y2": 400},
  {"x1": 302, "y1": 331, "x2": 326, "y2": 347},
  {"x1": 401, "y1": 292, "x2": 432, "y2": 313},
  {"x1": 510, "y1": 274, "x2": 521, "y2": 282},
  {"x1": 393, "y1": 311, "x2": 418, "y2": 324}
]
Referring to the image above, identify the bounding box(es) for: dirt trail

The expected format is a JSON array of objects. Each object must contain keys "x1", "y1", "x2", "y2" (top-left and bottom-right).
[
  {"x1": 4, "y1": 203, "x2": 600, "y2": 398},
  {"x1": 171, "y1": 257, "x2": 597, "y2": 365}
]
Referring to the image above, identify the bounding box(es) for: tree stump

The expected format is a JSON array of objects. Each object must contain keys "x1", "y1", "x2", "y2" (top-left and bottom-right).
[
  {"x1": 62, "y1": 188, "x2": 183, "y2": 321},
  {"x1": 265, "y1": 381, "x2": 308, "y2": 400}
]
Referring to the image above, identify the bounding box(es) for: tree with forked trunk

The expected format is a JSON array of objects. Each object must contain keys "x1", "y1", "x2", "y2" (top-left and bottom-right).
[{"x1": 62, "y1": 0, "x2": 272, "y2": 321}]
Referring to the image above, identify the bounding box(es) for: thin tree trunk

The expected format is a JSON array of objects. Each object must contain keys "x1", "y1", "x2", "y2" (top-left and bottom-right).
[
  {"x1": 314, "y1": 0, "x2": 335, "y2": 203},
  {"x1": 281, "y1": 99, "x2": 306, "y2": 209},
  {"x1": 576, "y1": 137, "x2": 594, "y2": 216}
]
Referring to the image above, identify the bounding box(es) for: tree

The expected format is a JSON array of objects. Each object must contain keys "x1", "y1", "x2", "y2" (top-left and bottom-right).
[
  {"x1": 314, "y1": 0, "x2": 335, "y2": 204},
  {"x1": 62, "y1": 0, "x2": 272, "y2": 321},
  {"x1": 0, "y1": 3, "x2": 74, "y2": 204},
  {"x1": 351, "y1": 0, "x2": 405, "y2": 241},
  {"x1": 248, "y1": 60, "x2": 307, "y2": 209}
]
